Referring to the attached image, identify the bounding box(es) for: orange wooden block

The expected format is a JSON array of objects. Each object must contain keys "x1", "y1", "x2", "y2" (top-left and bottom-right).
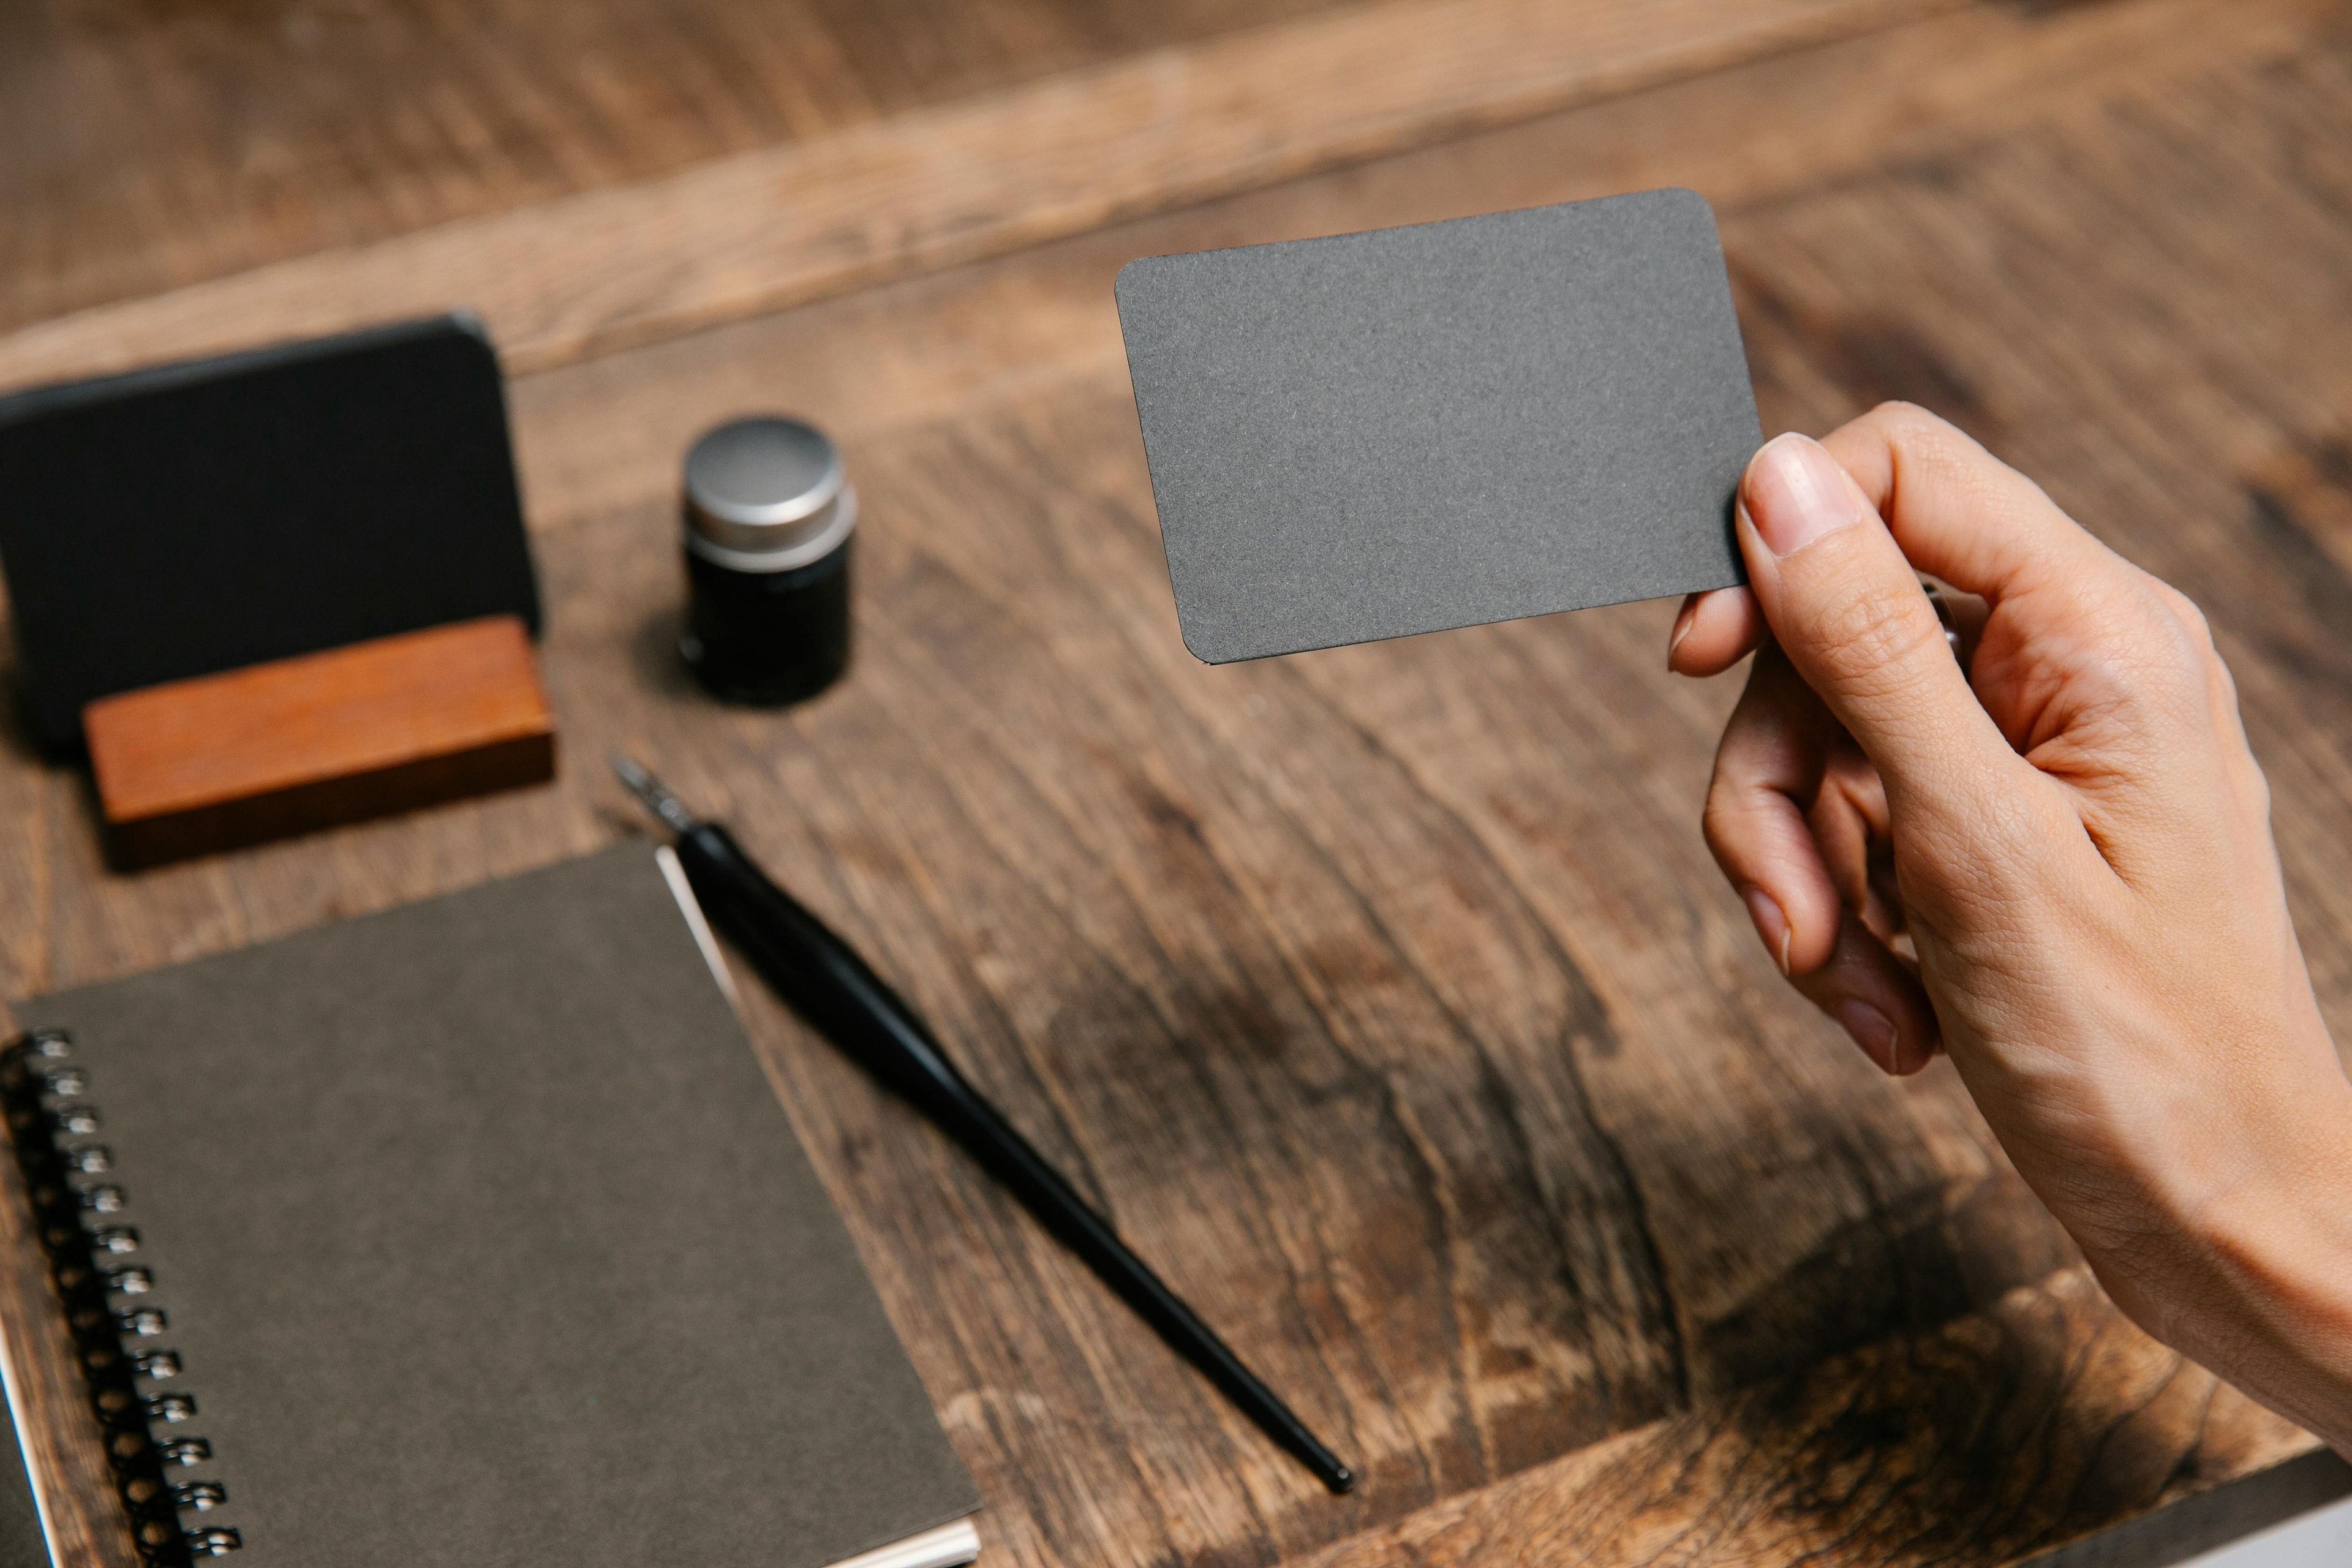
[{"x1": 84, "y1": 615, "x2": 556, "y2": 868}]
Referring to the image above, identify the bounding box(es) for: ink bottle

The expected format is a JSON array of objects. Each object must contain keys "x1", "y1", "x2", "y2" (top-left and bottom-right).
[{"x1": 679, "y1": 417, "x2": 855, "y2": 705}]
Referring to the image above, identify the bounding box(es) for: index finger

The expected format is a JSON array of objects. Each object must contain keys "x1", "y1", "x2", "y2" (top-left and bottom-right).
[{"x1": 1820, "y1": 402, "x2": 2120, "y2": 609}]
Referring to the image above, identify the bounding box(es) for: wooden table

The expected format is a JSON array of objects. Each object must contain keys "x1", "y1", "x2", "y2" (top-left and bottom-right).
[{"x1": 4, "y1": 1, "x2": 2351, "y2": 1562}]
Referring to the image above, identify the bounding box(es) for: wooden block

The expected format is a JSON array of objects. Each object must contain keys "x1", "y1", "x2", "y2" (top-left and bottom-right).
[{"x1": 84, "y1": 616, "x2": 556, "y2": 869}]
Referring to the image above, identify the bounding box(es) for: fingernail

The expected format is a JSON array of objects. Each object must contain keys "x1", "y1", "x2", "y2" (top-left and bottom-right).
[
  {"x1": 1832, "y1": 998, "x2": 1899, "y2": 1072},
  {"x1": 1745, "y1": 434, "x2": 1868, "y2": 559},
  {"x1": 1743, "y1": 888, "x2": 1790, "y2": 974},
  {"x1": 1667, "y1": 598, "x2": 1697, "y2": 667}
]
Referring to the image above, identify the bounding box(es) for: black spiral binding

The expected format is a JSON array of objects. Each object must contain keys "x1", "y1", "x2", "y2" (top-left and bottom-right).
[{"x1": 2, "y1": 1030, "x2": 241, "y2": 1562}]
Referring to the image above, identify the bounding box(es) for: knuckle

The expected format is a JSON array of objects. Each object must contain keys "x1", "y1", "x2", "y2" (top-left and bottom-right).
[
  {"x1": 1700, "y1": 783, "x2": 1754, "y2": 864},
  {"x1": 1702, "y1": 773, "x2": 1796, "y2": 882},
  {"x1": 2043, "y1": 568, "x2": 2228, "y2": 738},
  {"x1": 1866, "y1": 400, "x2": 1982, "y2": 474},
  {"x1": 1861, "y1": 399, "x2": 1941, "y2": 437},
  {"x1": 1803, "y1": 572, "x2": 1947, "y2": 696},
  {"x1": 2149, "y1": 579, "x2": 2214, "y2": 648},
  {"x1": 1700, "y1": 793, "x2": 1735, "y2": 862},
  {"x1": 2242, "y1": 753, "x2": 2274, "y2": 823},
  {"x1": 2128, "y1": 582, "x2": 2225, "y2": 704}
]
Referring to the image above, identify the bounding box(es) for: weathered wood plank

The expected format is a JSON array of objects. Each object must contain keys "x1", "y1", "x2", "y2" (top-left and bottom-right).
[
  {"x1": 1294, "y1": 1270, "x2": 2316, "y2": 1568},
  {"x1": 495, "y1": 0, "x2": 2335, "y2": 530},
  {"x1": 0, "y1": 0, "x2": 1353, "y2": 337},
  {"x1": 0, "y1": 0, "x2": 1965, "y2": 396}
]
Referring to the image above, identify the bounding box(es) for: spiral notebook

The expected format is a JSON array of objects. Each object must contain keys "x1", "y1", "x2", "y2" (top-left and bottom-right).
[
  {"x1": 0, "y1": 1336, "x2": 56, "y2": 1566},
  {"x1": 1, "y1": 844, "x2": 981, "y2": 1567}
]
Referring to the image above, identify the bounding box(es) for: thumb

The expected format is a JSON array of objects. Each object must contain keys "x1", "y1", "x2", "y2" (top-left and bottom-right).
[{"x1": 1737, "y1": 432, "x2": 2018, "y2": 816}]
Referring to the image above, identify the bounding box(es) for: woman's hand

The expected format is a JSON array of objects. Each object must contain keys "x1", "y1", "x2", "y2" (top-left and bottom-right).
[{"x1": 1672, "y1": 402, "x2": 2352, "y2": 1452}]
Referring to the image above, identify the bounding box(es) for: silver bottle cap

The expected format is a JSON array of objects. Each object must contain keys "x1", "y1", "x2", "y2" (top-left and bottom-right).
[{"x1": 682, "y1": 417, "x2": 858, "y2": 573}]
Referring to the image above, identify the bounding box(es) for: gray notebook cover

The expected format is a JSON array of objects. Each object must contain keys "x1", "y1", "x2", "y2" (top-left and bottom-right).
[
  {"x1": 18, "y1": 845, "x2": 979, "y2": 1566},
  {"x1": 1115, "y1": 187, "x2": 1762, "y2": 662}
]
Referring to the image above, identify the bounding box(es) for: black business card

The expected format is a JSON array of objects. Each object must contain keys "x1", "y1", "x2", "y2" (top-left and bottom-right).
[{"x1": 1116, "y1": 188, "x2": 1761, "y2": 663}]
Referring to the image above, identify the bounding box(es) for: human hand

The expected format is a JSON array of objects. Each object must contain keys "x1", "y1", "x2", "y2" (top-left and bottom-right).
[{"x1": 1670, "y1": 403, "x2": 2352, "y2": 1452}]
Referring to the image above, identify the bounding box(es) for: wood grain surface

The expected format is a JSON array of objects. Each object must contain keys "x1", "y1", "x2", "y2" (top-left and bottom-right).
[
  {"x1": 0, "y1": 0, "x2": 1351, "y2": 336},
  {"x1": 0, "y1": 0, "x2": 1963, "y2": 396},
  {"x1": 3, "y1": 0, "x2": 2351, "y2": 1564}
]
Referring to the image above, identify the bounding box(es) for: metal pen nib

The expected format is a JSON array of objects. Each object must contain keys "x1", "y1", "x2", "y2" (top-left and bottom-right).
[{"x1": 609, "y1": 753, "x2": 701, "y2": 836}]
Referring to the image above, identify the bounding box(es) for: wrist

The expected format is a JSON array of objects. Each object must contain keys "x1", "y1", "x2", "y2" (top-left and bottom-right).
[{"x1": 2163, "y1": 1086, "x2": 2352, "y2": 1452}]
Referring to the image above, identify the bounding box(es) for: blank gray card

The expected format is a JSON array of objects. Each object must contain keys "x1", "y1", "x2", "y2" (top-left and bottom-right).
[{"x1": 1115, "y1": 188, "x2": 1762, "y2": 662}]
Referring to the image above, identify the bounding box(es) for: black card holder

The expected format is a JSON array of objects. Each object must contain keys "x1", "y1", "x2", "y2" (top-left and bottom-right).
[{"x1": 0, "y1": 313, "x2": 541, "y2": 756}]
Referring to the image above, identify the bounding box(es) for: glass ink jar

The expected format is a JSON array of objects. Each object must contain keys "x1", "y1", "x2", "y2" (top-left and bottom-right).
[{"x1": 679, "y1": 416, "x2": 855, "y2": 705}]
